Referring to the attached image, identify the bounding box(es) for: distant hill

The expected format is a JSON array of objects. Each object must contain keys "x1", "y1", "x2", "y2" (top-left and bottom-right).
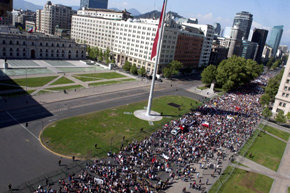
[
  {"x1": 127, "y1": 8, "x2": 141, "y2": 16},
  {"x1": 13, "y1": 0, "x2": 42, "y2": 11},
  {"x1": 109, "y1": 8, "x2": 121, "y2": 12},
  {"x1": 135, "y1": 10, "x2": 184, "y2": 19}
]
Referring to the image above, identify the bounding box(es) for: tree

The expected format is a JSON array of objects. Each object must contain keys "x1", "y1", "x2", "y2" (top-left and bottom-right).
[
  {"x1": 264, "y1": 69, "x2": 284, "y2": 103},
  {"x1": 275, "y1": 111, "x2": 286, "y2": 123},
  {"x1": 98, "y1": 51, "x2": 103, "y2": 62},
  {"x1": 271, "y1": 60, "x2": 281, "y2": 70},
  {"x1": 123, "y1": 61, "x2": 132, "y2": 72},
  {"x1": 130, "y1": 64, "x2": 138, "y2": 75},
  {"x1": 138, "y1": 66, "x2": 146, "y2": 77},
  {"x1": 262, "y1": 107, "x2": 272, "y2": 119},
  {"x1": 201, "y1": 64, "x2": 217, "y2": 85},
  {"x1": 106, "y1": 58, "x2": 110, "y2": 64},
  {"x1": 260, "y1": 94, "x2": 271, "y2": 106},
  {"x1": 216, "y1": 56, "x2": 263, "y2": 91},
  {"x1": 266, "y1": 57, "x2": 274, "y2": 70},
  {"x1": 162, "y1": 60, "x2": 183, "y2": 78}
]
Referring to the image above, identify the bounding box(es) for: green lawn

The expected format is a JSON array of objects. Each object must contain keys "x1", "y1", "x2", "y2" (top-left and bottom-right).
[
  {"x1": 73, "y1": 72, "x2": 126, "y2": 82},
  {"x1": 1, "y1": 76, "x2": 57, "y2": 87},
  {"x1": 262, "y1": 124, "x2": 290, "y2": 141},
  {"x1": 245, "y1": 132, "x2": 286, "y2": 171},
  {"x1": 198, "y1": 86, "x2": 208, "y2": 90},
  {"x1": 209, "y1": 167, "x2": 273, "y2": 193},
  {"x1": 50, "y1": 77, "x2": 74, "y2": 85},
  {"x1": 41, "y1": 96, "x2": 201, "y2": 158},
  {"x1": 89, "y1": 79, "x2": 135, "y2": 87},
  {"x1": 288, "y1": 187, "x2": 290, "y2": 193},
  {"x1": 47, "y1": 85, "x2": 83, "y2": 91},
  {"x1": 239, "y1": 129, "x2": 260, "y2": 156}
]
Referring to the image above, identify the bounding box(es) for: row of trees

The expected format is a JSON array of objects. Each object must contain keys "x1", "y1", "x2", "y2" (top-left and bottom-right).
[
  {"x1": 87, "y1": 46, "x2": 115, "y2": 65},
  {"x1": 122, "y1": 60, "x2": 183, "y2": 78},
  {"x1": 201, "y1": 56, "x2": 264, "y2": 91}
]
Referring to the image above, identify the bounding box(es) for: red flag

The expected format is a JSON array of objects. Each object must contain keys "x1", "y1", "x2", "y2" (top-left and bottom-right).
[{"x1": 151, "y1": 0, "x2": 166, "y2": 60}]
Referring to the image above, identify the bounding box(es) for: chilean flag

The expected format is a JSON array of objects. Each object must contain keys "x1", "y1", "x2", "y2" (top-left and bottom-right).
[
  {"x1": 151, "y1": 0, "x2": 167, "y2": 60},
  {"x1": 27, "y1": 27, "x2": 33, "y2": 33},
  {"x1": 202, "y1": 121, "x2": 209, "y2": 128}
]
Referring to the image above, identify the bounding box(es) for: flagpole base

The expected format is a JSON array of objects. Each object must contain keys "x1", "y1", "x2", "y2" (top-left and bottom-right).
[{"x1": 134, "y1": 110, "x2": 163, "y2": 122}]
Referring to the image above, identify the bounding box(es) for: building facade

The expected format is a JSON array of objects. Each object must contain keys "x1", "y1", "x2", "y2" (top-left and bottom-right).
[
  {"x1": 80, "y1": 0, "x2": 108, "y2": 9},
  {"x1": 0, "y1": 0, "x2": 13, "y2": 17},
  {"x1": 71, "y1": 8, "x2": 204, "y2": 73},
  {"x1": 267, "y1": 25, "x2": 284, "y2": 58},
  {"x1": 36, "y1": 1, "x2": 73, "y2": 35},
  {"x1": 174, "y1": 31, "x2": 203, "y2": 69},
  {"x1": 241, "y1": 40, "x2": 258, "y2": 60},
  {"x1": 232, "y1": 11, "x2": 253, "y2": 40},
  {"x1": 251, "y1": 28, "x2": 268, "y2": 63},
  {"x1": 272, "y1": 58, "x2": 290, "y2": 115},
  {"x1": 0, "y1": 32, "x2": 86, "y2": 60},
  {"x1": 213, "y1": 22, "x2": 221, "y2": 36},
  {"x1": 182, "y1": 23, "x2": 214, "y2": 67},
  {"x1": 228, "y1": 24, "x2": 243, "y2": 58}
]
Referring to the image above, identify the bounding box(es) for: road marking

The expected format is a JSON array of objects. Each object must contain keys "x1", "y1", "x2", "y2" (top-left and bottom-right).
[{"x1": 6, "y1": 111, "x2": 40, "y2": 141}]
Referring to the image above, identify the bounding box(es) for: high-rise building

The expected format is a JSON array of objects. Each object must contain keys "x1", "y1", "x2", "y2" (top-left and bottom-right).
[
  {"x1": 251, "y1": 28, "x2": 268, "y2": 63},
  {"x1": 71, "y1": 8, "x2": 204, "y2": 73},
  {"x1": 228, "y1": 23, "x2": 243, "y2": 58},
  {"x1": 80, "y1": 0, "x2": 108, "y2": 9},
  {"x1": 267, "y1": 25, "x2": 284, "y2": 58},
  {"x1": 241, "y1": 40, "x2": 258, "y2": 60},
  {"x1": 0, "y1": 0, "x2": 13, "y2": 17},
  {"x1": 232, "y1": 11, "x2": 253, "y2": 40},
  {"x1": 214, "y1": 22, "x2": 221, "y2": 36},
  {"x1": 36, "y1": 1, "x2": 73, "y2": 35},
  {"x1": 272, "y1": 58, "x2": 290, "y2": 115},
  {"x1": 222, "y1": 27, "x2": 232, "y2": 38}
]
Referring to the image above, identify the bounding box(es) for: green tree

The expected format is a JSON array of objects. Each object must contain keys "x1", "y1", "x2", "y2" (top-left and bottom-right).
[
  {"x1": 216, "y1": 56, "x2": 263, "y2": 91},
  {"x1": 260, "y1": 94, "x2": 271, "y2": 106},
  {"x1": 262, "y1": 107, "x2": 272, "y2": 119},
  {"x1": 287, "y1": 112, "x2": 290, "y2": 120},
  {"x1": 264, "y1": 69, "x2": 284, "y2": 103},
  {"x1": 162, "y1": 60, "x2": 183, "y2": 78},
  {"x1": 98, "y1": 51, "x2": 103, "y2": 62},
  {"x1": 271, "y1": 60, "x2": 281, "y2": 70},
  {"x1": 138, "y1": 66, "x2": 146, "y2": 77},
  {"x1": 130, "y1": 64, "x2": 138, "y2": 75},
  {"x1": 275, "y1": 111, "x2": 286, "y2": 123},
  {"x1": 266, "y1": 57, "x2": 274, "y2": 70},
  {"x1": 201, "y1": 64, "x2": 217, "y2": 85},
  {"x1": 106, "y1": 58, "x2": 110, "y2": 64},
  {"x1": 123, "y1": 61, "x2": 132, "y2": 71}
]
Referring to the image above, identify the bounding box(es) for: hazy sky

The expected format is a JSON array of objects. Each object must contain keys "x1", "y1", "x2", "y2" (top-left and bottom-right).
[{"x1": 27, "y1": 0, "x2": 290, "y2": 46}]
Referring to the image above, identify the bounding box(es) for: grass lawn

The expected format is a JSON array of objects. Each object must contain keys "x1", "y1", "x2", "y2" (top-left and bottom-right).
[
  {"x1": 262, "y1": 124, "x2": 290, "y2": 141},
  {"x1": 1, "y1": 76, "x2": 57, "y2": 87},
  {"x1": 73, "y1": 72, "x2": 126, "y2": 82},
  {"x1": 47, "y1": 85, "x2": 83, "y2": 91},
  {"x1": 209, "y1": 167, "x2": 273, "y2": 193},
  {"x1": 288, "y1": 187, "x2": 290, "y2": 193},
  {"x1": 89, "y1": 79, "x2": 135, "y2": 87},
  {"x1": 50, "y1": 77, "x2": 74, "y2": 85},
  {"x1": 245, "y1": 132, "x2": 286, "y2": 171},
  {"x1": 239, "y1": 129, "x2": 260, "y2": 156},
  {"x1": 41, "y1": 96, "x2": 201, "y2": 158},
  {"x1": 198, "y1": 86, "x2": 208, "y2": 90}
]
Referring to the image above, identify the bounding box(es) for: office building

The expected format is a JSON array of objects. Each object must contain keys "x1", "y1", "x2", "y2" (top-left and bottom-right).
[
  {"x1": 251, "y1": 28, "x2": 268, "y2": 63},
  {"x1": 261, "y1": 45, "x2": 273, "y2": 62},
  {"x1": 214, "y1": 22, "x2": 221, "y2": 35},
  {"x1": 228, "y1": 24, "x2": 243, "y2": 58},
  {"x1": 80, "y1": 0, "x2": 108, "y2": 9},
  {"x1": 232, "y1": 11, "x2": 253, "y2": 40},
  {"x1": 0, "y1": 0, "x2": 12, "y2": 17},
  {"x1": 71, "y1": 8, "x2": 204, "y2": 73},
  {"x1": 222, "y1": 27, "x2": 232, "y2": 38},
  {"x1": 241, "y1": 40, "x2": 258, "y2": 60},
  {"x1": 0, "y1": 11, "x2": 12, "y2": 25},
  {"x1": 182, "y1": 23, "x2": 214, "y2": 67},
  {"x1": 11, "y1": 9, "x2": 36, "y2": 29},
  {"x1": 36, "y1": 1, "x2": 73, "y2": 35},
  {"x1": 272, "y1": 58, "x2": 290, "y2": 115},
  {"x1": 267, "y1": 25, "x2": 284, "y2": 58}
]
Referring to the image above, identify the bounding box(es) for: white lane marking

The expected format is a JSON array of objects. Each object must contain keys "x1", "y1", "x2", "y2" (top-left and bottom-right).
[{"x1": 6, "y1": 111, "x2": 40, "y2": 141}]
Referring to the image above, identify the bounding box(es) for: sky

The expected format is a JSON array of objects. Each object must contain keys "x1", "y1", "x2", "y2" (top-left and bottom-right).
[{"x1": 26, "y1": 0, "x2": 290, "y2": 46}]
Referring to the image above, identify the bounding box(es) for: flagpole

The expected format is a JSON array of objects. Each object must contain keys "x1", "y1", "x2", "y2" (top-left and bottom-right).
[{"x1": 146, "y1": 0, "x2": 168, "y2": 116}]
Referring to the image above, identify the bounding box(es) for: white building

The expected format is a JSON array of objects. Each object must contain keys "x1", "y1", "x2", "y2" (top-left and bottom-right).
[
  {"x1": 272, "y1": 58, "x2": 290, "y2": 115},
  {"x1": 71, "y1": 8, "x2": 181, "y2": 73},
  {"x1": 181, "y1": 23, "x2": 214, "y2": 67},
  {"x1": 36, "y1": 1, "x2": 74, "y2": 35}
]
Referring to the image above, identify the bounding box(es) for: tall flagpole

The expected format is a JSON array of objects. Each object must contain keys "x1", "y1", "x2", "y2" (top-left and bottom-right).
[{"x1": 146, "y1": 0, "x2": 168, "y2": 116}]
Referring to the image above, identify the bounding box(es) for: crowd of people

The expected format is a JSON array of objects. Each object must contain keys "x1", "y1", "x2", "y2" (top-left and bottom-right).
[{"x1": 34, "y1": 73, "x2": 274, "y2": 193}]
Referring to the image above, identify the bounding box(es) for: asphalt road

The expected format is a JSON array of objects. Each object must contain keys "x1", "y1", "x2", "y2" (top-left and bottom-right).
[{"x1": 0, "y1": 80, "x2": 203, "y2": 192}]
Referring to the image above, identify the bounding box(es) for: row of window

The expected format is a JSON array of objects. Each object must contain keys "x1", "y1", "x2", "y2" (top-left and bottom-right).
[
  {"x1": 279, "y1": 102, "x2": 287, "y2": 108},
  {"x1": 1, "y1": 39, "x2": 72, "y2": 48}
]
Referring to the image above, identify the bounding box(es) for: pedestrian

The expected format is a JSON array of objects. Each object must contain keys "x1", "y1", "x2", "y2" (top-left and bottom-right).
[
  {"x1": 72, "y1": 156, "x2": 75, "y2": 161},
  {"x1": 58, "y1": 159, "x2": 61, "y2": 166},
  {"x1": 206, "y1": 179, "x2": 209, "y2": 185},
  {"x1": 8, "y1": 184, "x2": 12, "y2": 191}
]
